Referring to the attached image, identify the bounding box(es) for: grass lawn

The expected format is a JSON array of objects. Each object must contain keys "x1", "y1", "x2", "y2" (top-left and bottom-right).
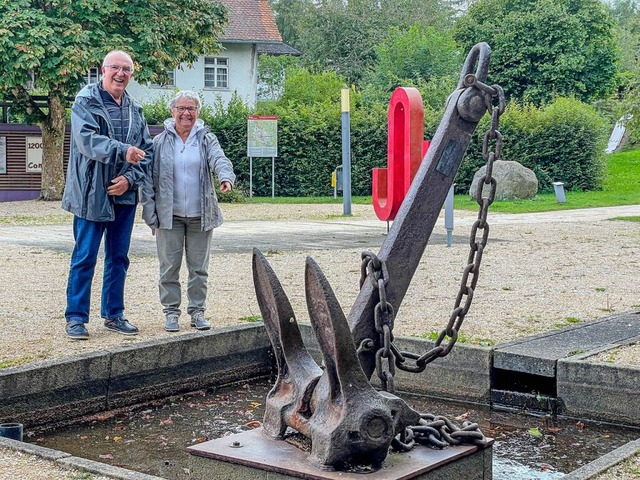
[{"x1": 249, "y1": 149, "x2": 640, "y2": 214}]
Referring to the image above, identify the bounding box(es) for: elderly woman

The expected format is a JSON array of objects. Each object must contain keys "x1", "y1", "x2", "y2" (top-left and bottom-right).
[{"x1": 142, "y1": 90, "x2": 235, "y2": 332}]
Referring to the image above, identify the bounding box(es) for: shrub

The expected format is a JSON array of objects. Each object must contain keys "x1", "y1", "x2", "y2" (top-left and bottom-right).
[
  {"x1": 141, "y1": 86, "x2": 608, "y2": 199},
  {"x1": 457, "y1": 97, "x2": 608, "y2": 193}
]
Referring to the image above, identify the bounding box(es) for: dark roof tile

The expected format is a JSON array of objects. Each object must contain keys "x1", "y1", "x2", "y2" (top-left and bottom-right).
[{"x1": 219, "y1": 0, "x2": 282, "y2": 43}]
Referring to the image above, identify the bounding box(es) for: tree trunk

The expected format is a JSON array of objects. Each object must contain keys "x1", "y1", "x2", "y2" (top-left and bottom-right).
[{"x1": 39, "y1": 95, "x2": 66, "y2": 201}]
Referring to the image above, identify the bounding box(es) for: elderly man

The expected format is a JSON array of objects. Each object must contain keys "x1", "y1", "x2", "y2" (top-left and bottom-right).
[{"x1": 62, "y1": 50, "x2": 152, "y2": 340}]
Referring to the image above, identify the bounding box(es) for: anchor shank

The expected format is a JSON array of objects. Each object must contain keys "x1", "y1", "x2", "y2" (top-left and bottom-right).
[{"x1": 349, "y1": 76, "x2": 491, "y2": 378}]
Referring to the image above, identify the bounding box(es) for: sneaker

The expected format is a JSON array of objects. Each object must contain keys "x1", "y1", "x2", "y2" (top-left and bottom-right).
[
  {"x1": 66, "y1": 322, "x2": 89, "y2": 340},
  {"x1": 190, "y1": 311, "x2": 210, "y2": 330},
  {"x1": 165, "y1": 313, "x2": 180, "y2": 332},
  {"x1": 104, "y1": 317, "x2": 139, "y2": 336}
]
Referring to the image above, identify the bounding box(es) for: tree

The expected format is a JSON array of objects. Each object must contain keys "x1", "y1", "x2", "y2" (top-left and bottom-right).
[
  {"x1": 454, "y1": 0, "x2": 618, "y2": 105},
  {"x1": 269, "y1": 0, "x2": 457, "y2": 85},
  {"x1": 607, "y1": 0, "x2": 640, "y2": 140},
  {"x1": 367, "y1": 24, "x2": 460, "y2": 93},
  {"x1": 0, "y1": 0, "x2": 227, "y2": 200}
]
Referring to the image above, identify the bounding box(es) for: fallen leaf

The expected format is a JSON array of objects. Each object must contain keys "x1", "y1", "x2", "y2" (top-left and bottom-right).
[
  {"x1": 528, "y1": 428, "x2": 542, "y2": 437},
  {"x1": 547, "y1": 427, "x2": 561, "y2": 432},
  {"x1": 113, "y1": 436, "x2": 122, "y2": 442},
  {"x1": 99, "y1": 454, "x2": 114, "y2": 460},
  {"x1": 245, "y1": 421, "x2": 262, "y2": 428},
  {"x1": 160, "y1": 418, "x2": 173, "y2": 426},
  {"x1": 576, "y1": 421, "x2": 586, "y2": 431}
]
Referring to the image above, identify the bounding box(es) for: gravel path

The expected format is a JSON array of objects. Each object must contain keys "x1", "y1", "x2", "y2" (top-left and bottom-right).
[{"x1": 0, "y1": 200, "x2": 638, "y2": 367}]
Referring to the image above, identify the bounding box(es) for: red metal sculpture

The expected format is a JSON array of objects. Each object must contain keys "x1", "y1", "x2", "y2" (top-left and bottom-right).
[{"x1": 372, "y1": 87, "x2": 431, "y2": 221}]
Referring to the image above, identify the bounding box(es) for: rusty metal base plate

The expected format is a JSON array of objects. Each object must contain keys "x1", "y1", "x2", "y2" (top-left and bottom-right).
[{"x1": 187, "y1": 428, "x2": 493, "y2": 480}]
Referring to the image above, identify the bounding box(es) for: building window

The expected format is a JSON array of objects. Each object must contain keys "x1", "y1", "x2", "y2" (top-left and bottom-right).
[
  {"x1": 86, "y1": 67, "x2": 100, "y2": 85},
  {"x1": 204, "y1": 57, "x2": 228, "y2": 89},
  {"x1": 150, "y1": 70, "x2": 175, "y2": 88}
]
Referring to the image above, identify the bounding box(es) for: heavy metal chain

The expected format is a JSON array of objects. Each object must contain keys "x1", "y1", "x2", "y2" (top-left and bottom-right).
[
  {"x1": 358, "y1": 252, "x2": 396, "y2": 393},
  {"x1": 358, "y1": 81, "x2": 504, "y2": 450}
]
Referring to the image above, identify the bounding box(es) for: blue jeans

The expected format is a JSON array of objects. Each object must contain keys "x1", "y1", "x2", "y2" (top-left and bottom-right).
[{"x1": 65, "y1": 204, "x2": 137, "y2": 324}]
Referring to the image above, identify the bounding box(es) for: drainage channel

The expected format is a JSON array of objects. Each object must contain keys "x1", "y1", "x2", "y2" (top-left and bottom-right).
[
  {"x1": 491, "y1": 311, "x2": 640, "y2": 425},
  {"x1": 25, "y1": 377, "x2": 640, "y2": 480}
]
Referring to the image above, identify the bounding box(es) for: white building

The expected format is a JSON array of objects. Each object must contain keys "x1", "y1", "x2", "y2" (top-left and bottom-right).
[{"x1": 126, "y1": 0, "x2": 299, "y2": 108}]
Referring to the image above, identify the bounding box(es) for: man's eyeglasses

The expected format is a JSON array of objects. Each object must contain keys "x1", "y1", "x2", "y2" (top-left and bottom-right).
[
  {"x1": 175, "y1": 106, "x2": 198, "y2": 113},
  {"x1": 104, "y1": 64, "x2": 134, "y2": 74}
]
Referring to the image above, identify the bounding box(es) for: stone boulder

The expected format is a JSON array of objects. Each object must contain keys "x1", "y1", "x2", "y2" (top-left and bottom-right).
[{"x1": 469, "y1": 160, "x2": 538, "y2": 201}]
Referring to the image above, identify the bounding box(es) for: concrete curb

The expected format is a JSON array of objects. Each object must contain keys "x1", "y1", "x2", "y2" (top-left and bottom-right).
[
  {"x1": 0, "y1": 323, "x2": 273, "y2": 427},
  {"x1": 298, "y1": 323, "x2": 493, "y2": 403},
  {"x1": 557, "y1": 336, "x2": 640, "y2": 427},
  {"x1": 561, "y1": 438, "x2": 640, "y2": 479}
]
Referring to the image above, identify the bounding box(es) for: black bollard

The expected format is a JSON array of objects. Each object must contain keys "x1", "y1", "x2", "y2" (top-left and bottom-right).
[{"x1": 0, "y1": 423, "x2": 23, "y2": 441}]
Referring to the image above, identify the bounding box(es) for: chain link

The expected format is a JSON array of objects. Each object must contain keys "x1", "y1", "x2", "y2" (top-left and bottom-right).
[
  {"x1": 358, "y1": 81, "x2": 504, "y2": 450},
  {"x1": 392, "y1": 415, "x2": 491, "y2": 452}
]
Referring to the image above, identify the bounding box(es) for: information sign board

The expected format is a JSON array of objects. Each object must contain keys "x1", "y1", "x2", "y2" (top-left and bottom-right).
[
  {"x1": 26, "y1": 136, "x2": 43, "y2": 173},
  {"x1": 247, "y1": 116, "x2": 278, "y2": 157}
]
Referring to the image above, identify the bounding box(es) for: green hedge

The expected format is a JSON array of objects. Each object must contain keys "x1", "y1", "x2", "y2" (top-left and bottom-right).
[{"x1": 144, "y1": 93, "x2": 608, "y2": 198}]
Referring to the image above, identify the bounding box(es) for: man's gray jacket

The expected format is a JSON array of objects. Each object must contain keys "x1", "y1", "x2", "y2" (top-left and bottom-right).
[
  {"x1": 62, "y1": 83, "x2": 152, "y2": 222},
  {"x1": 141, "y1": 118, "x2": 236, "y2": 231}
]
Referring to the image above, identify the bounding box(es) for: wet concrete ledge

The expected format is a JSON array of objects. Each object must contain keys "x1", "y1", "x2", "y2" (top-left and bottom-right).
[
  {"x1": 490, "y1": 311, "x2": 640, "y2": 426},
  {"x1": 493, "y1": 311, "x2": 640, "y2": 378},
  {"x1": 0, "y1": 323, "x2": 274, "y2": 427}
]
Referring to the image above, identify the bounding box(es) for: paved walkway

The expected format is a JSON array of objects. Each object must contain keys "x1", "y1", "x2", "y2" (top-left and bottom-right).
[{"x1": 0, "y1": 205, "x2": 637, "y2": 255}]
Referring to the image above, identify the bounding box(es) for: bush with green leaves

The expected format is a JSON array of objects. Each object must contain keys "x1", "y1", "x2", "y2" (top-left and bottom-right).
[
  {"x1": 457, "y1": 97, "x2": 608, "y2": 194},
  {"x1": 250, "y1": 67, "x2": 393, "y2": 197},
  {"x1": 141, "y1": 77, "x2": 608, "y2": 199}
]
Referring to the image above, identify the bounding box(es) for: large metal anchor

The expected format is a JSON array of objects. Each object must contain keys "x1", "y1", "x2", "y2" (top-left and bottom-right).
[
  {"x1": 252, "y1": 42, "x2": 504, "y2": 471},
  {"x1": 254, "y1": 249, "x2": 420, "y2": 470}
]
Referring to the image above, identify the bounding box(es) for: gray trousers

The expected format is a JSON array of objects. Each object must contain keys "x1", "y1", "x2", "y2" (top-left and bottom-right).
[{"x1": 156, "y1": 216, "x2": 212, "y2": 316}]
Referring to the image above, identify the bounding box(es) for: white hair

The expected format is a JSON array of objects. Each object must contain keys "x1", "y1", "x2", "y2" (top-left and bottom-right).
[
  {"x1": 168, "y1": 90, "x2": 202, "y2": 111},
  {"x1": 102, "y1": 50, "x2": 134, "y2": 69}
]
